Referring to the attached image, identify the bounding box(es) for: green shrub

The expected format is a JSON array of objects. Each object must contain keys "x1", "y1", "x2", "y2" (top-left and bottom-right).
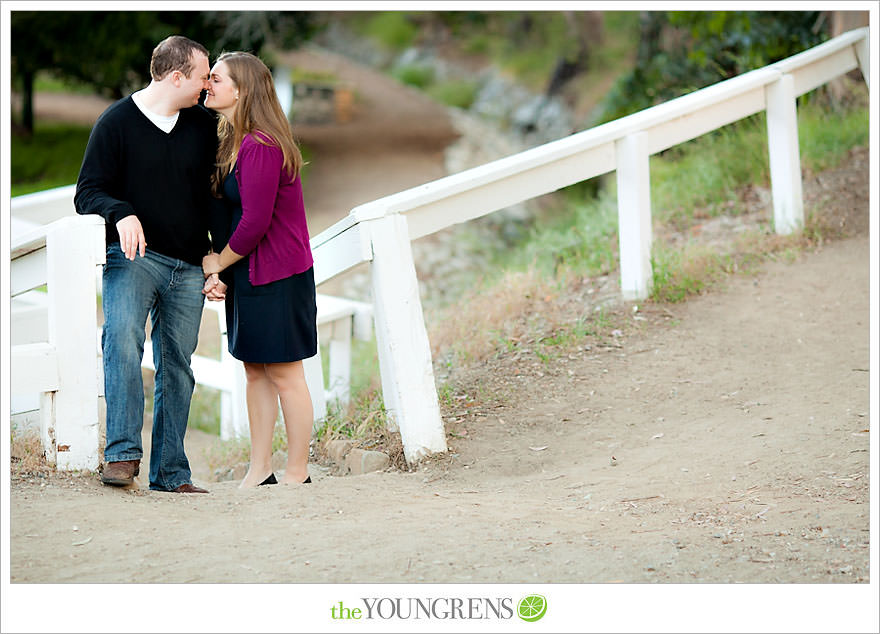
[
  {"x1": 426, "y1": 80, "x2": 480, "y2": 109},
  {"x1": 363, "y1": 12, "x2": 419, "y2": 51},
  {"x1": 392, "y1": 64, "x2": 434, "y2": 89}
]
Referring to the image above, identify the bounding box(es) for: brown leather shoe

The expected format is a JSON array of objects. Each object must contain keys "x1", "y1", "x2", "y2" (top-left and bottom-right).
[
  {"x1": 171, "y1": 483, "x2": 209, "y2": 494},
  {"x1": 100, "y1": 459, "x2": 140, "y2": 486}
]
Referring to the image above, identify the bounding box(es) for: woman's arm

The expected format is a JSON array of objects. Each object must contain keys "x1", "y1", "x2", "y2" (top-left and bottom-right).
[
  {"x1": 202, "y1": 245, "x2": 243, "y2": 277},
  {"x1": 225, "y1": 135, "x2": 283, "y2": 258}
]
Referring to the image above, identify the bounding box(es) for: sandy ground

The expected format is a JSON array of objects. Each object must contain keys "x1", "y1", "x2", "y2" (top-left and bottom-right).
[{"x1": 9, "y1": 226, "x2": 871, "y2": 585}]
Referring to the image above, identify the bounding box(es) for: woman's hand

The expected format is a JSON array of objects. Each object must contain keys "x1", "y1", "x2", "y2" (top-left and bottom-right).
[
  {"x1": 203, "y1": 274, "x2": 227, "y2": 301},
  {"x1": 202, "y1": 252, "x2": 222, "y2": 278}
]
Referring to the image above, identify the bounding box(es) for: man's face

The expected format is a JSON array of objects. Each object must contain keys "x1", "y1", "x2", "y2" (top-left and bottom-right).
[{"x1": 176, "y1": 53, "x2": 210, "y2": 106}]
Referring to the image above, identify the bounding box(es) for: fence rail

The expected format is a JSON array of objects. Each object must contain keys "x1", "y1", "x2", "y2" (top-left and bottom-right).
[{"x1": 9, "y1": 27, "x2": 870, "y2": 468}]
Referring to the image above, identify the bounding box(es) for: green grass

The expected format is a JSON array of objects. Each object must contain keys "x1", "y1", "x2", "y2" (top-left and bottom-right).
[
  {"x1": 650, "y1": 117, "x2": 772, "y2": 228},
  {"x1": 289, "y1": 68, "x2": 339, "y2": 84},
  {"x1": 316, "y1": 388, "x2": 388, "y2": 444},
  {"x1": 489, "y1": 179, "x2": 620, "y2": 282},
  {"x1": 33, "y1": 71, "x2": 97, "y2": 96},
  {"x1": 391, "y1": 64, "x2": 434, "y2": 89},
  {"x1": 188, "y1": 385, "x2": 222, "y2": 436},
  {"x1": 10, "y1": 123, "x2": 91, "y2": 196},
  {"x1": 797, "y1": 91, "x2": 870, "y2": 171},
  {"x1": 650, "y1": 245, "x2": 715, "y2": 303},
  {"x1": 426, "y1": 79, "x2": 480, "y2": 109},
  {"x1": 648, "y1": 94, "x2": 868, "y2": 229},
  {"x1": 313, "y1": 336, "x2": 390, "y2": 449},
  {"x1": 354, "y1": 11, "x2": 420, "y2": 52},
  {"x1": 319, "y1": 337, "x2": 382, "y2": 410},
  {"x1": 434, "y1": 94, "x2": 867, "y2": 329}
]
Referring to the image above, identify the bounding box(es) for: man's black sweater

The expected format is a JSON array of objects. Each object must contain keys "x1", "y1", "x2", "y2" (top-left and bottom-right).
[{"x1": 74, "y1": 96, "x2": 218, "y2": 266}]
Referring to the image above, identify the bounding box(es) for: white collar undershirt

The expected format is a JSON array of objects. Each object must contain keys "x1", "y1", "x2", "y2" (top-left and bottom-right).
[{"x1": 131, "y1": 91, "x2": 179, "y2": 134}]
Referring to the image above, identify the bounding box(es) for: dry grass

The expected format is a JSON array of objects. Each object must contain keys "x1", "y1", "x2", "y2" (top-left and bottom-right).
[
  {"x1": 429, "y1": 268, "x2": 562, "y2": 363},
  {"x1": 313, "y1": 389, "x2": 409, "y2": 472},
  {"x1": 10, "y1": 429, "x2": 53, "y2": 479}
]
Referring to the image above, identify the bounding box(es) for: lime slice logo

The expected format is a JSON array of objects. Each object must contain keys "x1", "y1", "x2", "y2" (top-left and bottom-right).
[{"x1": 517, "y1": 595, "x2": 547, "y2": 622}]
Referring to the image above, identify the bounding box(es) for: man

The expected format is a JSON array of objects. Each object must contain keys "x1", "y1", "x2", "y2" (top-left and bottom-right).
[{"x1": 75, "y1": 35, "x2": 222, "y2": 493}]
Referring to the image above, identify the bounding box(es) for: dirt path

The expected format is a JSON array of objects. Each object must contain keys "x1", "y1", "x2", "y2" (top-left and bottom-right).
[
  {"x1": 276, "y1": 46, "x2": 460, "y2": 236},
  {"x1": 8, "y1": 49, "x2": 872, "y2": 595},
  {"x1": 9, "y1": 227, "x2": 871, "y2": 585}
]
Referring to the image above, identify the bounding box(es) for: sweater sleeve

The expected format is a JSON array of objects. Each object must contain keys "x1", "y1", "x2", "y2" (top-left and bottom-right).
[
  {"x1": 73, "y1": 114, "x2": 136, "y2": 225},
  {"x1": 226, "y1": 137, "x2": 282, "y2": 257}
]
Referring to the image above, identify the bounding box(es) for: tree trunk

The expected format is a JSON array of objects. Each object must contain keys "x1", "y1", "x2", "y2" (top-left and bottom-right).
[
  {"x1": 22, "y1": 68, "x2": 34, "y2": 136},
  {"x1": 546, "y1": 11, "x2": 604, "y2": 96},
  {"x1": 636, "y1": 11, "x2": 664, "y2": 65},
  {"x1": 827, "y1": 11, "x2": 870, "y2": 104}
]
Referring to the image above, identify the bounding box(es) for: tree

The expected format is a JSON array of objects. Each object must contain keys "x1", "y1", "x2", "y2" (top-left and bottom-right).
[
  {"x1": 596, "y1": 11, "x2": 829, "y2": 125},
  {"x1": 546, "y1": 11, "x2": 604, "y2": 97},
  {"x1": 10, "y1": 10, "x2": 320, "y2": 135}
]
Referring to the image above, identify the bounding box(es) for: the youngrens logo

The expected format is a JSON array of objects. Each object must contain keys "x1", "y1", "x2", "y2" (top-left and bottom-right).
[
  {"x1": 330, "y1": 595, "x2": 547, "y2": 621},
  {"x1": 517, "y1": 595, "x2": 548, "y2": 622}
]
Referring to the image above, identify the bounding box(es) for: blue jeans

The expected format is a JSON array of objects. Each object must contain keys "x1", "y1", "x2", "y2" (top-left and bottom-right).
[{"x1": 102, "y1": 244, "x2": 205, "y2": 491}]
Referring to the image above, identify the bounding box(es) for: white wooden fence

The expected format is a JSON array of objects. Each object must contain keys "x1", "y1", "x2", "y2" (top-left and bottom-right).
[
  {"x1": 10, "y1": 216, "x2": 105, "y2": 470},
  {"x1": 10, "y1": 194, "x2": 373, "y2": 467},
  {"x1": 8, "y1": 28, "x2": 870, "y2": 469}
]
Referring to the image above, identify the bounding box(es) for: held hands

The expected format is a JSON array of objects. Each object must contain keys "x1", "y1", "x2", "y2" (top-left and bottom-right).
[
  {"x1": 116, "y1": 215, "x2": 146, "y2": 260},
  {"x1": 203, "y1": 274, "x2": 227, "y2": 302},
  {"x1": 202, "y1": 253, "x2": 226, "y2": 301}
]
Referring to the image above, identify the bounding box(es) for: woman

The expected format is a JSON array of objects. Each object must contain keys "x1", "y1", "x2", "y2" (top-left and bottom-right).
[{"x1": 203, "y1": 51, "x2": 316, "y2": 488}]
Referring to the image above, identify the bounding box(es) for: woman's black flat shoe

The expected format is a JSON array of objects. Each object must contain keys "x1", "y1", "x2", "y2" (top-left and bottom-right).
[
  {"x1": 259, "y1": 473, "x2": 278, "y2": 486},
  {"x1": 303, "y1": 476, "x2": 311, "y2": 484}
]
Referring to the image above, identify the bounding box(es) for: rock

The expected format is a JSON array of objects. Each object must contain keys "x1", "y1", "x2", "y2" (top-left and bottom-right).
[
  {"x1": 345, "y1": 448, "x2": 390, "y2": 475},
  {"x1": 326, "y1": 439, "x2": 355, "y2": 465},
  {"x1": 213, "y1": 467, "x2": 235, "y2": 482}
]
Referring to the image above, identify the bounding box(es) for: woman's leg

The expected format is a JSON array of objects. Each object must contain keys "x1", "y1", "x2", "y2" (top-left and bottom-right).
[
  {"x1": 239, "y1": 361, "x2": 279, "y2": 488},
  {"x1": 264, "y1": 361, "x2": 313, "y2": 484}
]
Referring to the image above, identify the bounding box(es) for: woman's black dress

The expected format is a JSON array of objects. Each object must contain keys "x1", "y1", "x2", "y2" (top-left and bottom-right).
[{"x1": 220, "y1": 170, "x2": 318, "y2": 364}]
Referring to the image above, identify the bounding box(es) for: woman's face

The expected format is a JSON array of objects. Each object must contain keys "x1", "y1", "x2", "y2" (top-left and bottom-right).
[{"x1": 205, "y1": 60, "x2": 237, "y2": 118}]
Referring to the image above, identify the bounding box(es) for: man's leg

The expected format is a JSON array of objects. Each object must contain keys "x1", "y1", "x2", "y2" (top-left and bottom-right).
[
  {"x1": 101, "y1": 244, "x2": 159, "y2": 476},
  {"x1": 147, "y1": 258, "x2": 206, "y2": 491}
]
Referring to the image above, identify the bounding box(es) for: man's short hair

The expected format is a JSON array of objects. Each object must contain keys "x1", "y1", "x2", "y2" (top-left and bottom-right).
[{"x1": 150, "y1": 35, "x2": 209, "y2": 81}]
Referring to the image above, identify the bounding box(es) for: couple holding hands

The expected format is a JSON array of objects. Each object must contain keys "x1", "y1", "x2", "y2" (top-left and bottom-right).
[{"x1": 75, "y1": 35, "x2": 315, "y2": 493}]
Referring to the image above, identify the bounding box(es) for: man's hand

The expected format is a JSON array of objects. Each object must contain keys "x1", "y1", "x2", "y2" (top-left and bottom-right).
[
  {"x1": 116, "y1": 215, "x2": 146, "y2": 260},
  {"x1": 203, "y1": 274, "x2": 227, "y2": 301}
]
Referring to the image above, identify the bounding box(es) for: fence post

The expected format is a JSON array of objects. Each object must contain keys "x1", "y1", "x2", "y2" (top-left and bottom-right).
[
  {"x1": 219, "y1": 347, "x2": 250, "y2": 440},
  {"x1": 45, "y1": 216, "x2": 104, "y2": 470},
  {"x1": 854, "y1": 32, "x2": 869, "y2": 88},
  {"x1": 302, "y1": 348, "x2": 328, "y2": 425},
  {"x1": 326, "y1": 320, "x2": 353, "y2": 407},
  {"x1": 616, "y1": 131, "x2": 653, "y2": 301},
  {"x1": 766, "y1": 73, "x2": 804, "y2": 235},
  {"x1": 367, "y1": 214, "x2": 447, "y2": 463}
]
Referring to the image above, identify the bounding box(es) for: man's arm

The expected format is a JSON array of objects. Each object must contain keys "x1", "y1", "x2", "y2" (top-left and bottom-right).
[{"x1": 74, "y1": 117, "x2": 145, "y2": 259}]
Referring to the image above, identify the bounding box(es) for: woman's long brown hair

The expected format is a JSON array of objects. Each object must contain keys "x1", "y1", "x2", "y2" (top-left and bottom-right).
[{"x1": 211, "y1": 51, "x2": 303, "y2": 195}]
